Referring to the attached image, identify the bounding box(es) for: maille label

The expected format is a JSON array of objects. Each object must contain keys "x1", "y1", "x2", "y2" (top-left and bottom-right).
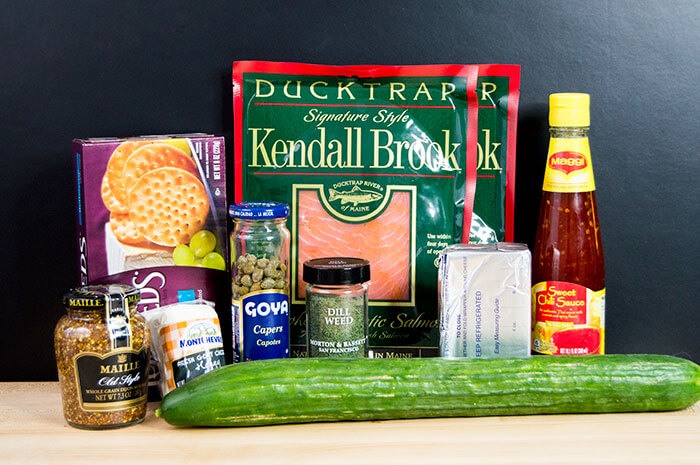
[
  {"x1": 548, "y1": 151, "x2": 587, "y2": 174},
  {"x1": 73, "y1": 348, "x2": 149, "y2": 411}
]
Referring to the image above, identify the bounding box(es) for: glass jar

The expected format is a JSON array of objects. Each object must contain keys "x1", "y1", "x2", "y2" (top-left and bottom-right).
[
  {"x1": 532, "y1": 93, "x2": 605, "y2": 355},
  {"x1": 303, "y1": 257, "x2": 370, "y2": 358},
  {"x1": 54, "y1": 284, "x2": 150, "y2": 429},
  {"x1": 229, "y1": 201, "x2": 291, "y2": 361}
]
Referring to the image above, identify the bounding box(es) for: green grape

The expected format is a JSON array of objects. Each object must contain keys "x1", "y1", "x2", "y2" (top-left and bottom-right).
[
  {"x1": 202, "y1": 252, "x2": 226, "y2": 271},
  {"x1": 173, "y1": 244, "x2": 195, "y2": 266},
  {"x1": 190, "y1": 230, "x2": 217, "y2": 258}
]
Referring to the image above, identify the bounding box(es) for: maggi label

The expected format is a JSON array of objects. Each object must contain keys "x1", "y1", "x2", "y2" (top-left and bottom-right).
[
  {"x1": 549, "y1": 151, "x2": 588, "y2": 174},
  {"x1": 542, "y1": 138, "x2": 596, "y2": 192}
]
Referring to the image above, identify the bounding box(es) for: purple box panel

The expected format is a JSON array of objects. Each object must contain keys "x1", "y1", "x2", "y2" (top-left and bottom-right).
[{"x1": 72, "y1": 135, "x2": 229, "y2": 314}]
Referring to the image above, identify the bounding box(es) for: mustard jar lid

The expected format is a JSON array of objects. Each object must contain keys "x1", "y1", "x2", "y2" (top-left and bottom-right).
[{"x1": 62, "y1": 284, "x2": 140, "y2": 310}]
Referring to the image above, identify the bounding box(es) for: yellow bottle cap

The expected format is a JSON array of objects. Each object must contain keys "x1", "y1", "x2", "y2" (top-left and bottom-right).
[{"x1": 549, "y1": 93, "x2": 590, "y2": 127}]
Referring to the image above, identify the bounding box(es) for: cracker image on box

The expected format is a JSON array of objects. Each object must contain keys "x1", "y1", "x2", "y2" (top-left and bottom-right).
[{"x1": 95, "y1": 139, "x2": 220, "y2": 274}]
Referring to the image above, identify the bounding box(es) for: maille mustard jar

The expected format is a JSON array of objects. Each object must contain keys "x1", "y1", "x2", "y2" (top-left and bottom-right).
[{"x1": 54, "y1": 284, "x2": 150, "y2": 429}]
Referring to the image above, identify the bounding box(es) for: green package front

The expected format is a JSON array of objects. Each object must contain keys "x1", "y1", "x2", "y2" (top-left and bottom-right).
[{"x1": 232, "y1": 61, "x2": 519, "y2": 357}]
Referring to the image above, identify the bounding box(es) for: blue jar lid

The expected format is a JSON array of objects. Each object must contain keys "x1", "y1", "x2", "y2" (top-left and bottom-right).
[{"x1": 229, "y1": 201, "x2": 289, "y2": 220}]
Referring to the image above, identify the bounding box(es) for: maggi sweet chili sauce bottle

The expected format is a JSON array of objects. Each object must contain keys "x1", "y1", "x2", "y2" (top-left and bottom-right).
[{"x1": 532, "y1": 93, "x2": 605, "y2": 355}]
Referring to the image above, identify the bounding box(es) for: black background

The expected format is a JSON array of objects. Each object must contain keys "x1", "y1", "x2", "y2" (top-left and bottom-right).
[{"x1": 2, "y1": 1, "x2": 698, "y2": 381}]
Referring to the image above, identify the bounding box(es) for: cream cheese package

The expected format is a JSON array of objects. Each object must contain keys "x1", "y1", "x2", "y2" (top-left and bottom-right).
[{"x1": 438, "y1": 243, "x2": 531, "y2": 358}]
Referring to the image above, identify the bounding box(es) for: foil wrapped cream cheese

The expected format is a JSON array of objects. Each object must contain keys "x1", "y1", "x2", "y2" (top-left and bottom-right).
[{"x1": 438, "y1": 243, "x2": 531, "y2": 358}]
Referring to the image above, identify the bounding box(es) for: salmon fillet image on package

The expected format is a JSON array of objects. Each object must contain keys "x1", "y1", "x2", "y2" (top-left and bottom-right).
[
  {"x1": 296, "y1": 189, "x2": 412, "y2": 302},
  {"x1": 233, "y1": 61, "x2": 519, "y2": 357}
]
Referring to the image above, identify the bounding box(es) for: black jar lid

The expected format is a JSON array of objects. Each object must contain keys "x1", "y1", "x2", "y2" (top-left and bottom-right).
[
  {"x1": 303, "y1": 257, "x2": 370, "y2": 285},
  {"x1": 62, "y1": 284, "x2": 140, "y2": 310}
]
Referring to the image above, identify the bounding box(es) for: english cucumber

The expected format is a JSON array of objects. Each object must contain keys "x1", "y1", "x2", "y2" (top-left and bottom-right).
[{"x1": 156, "y1": 354, "x2": 700, "y2": 427}]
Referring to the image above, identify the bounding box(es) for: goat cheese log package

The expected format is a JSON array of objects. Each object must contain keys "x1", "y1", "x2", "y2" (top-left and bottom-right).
[{"x1": 232, "y1": 61, "x2": 520, "y2": 357}]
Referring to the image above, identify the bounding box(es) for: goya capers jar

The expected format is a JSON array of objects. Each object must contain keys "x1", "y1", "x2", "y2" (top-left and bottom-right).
[
  {"x1": 229, "y1": 201, "x2": 291, "y2": 362},
  {"x1": 54, "y1": 284, "x2": 150, "y2": 429}
]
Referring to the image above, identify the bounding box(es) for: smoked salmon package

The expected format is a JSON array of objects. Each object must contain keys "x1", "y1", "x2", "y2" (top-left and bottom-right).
[
  {"x1": 232, "y1": 61, "x2": 519, "y2": 357},
  {"x1": 473, "y1": 65, "x2": 520, "y2": 243}
]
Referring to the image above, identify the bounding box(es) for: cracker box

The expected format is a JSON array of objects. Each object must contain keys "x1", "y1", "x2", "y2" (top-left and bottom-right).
[{"x1": 72, "y1": 134, "x2": 229, "y2": 317}]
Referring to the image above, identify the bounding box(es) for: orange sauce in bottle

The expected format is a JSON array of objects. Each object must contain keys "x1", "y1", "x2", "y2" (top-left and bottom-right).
[{"x1": 532, "y1": 94, "x2": 605, "y2": 355}]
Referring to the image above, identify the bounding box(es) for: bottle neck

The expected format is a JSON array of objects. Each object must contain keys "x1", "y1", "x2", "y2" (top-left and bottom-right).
[
  {"x1": 234, "y1": 217, "x2": 287, "y2": 225},
  {"x1": 542, "y1": 125, "x2": 595, "y2": 194},
  {"x1": 307, "y1": 282, "x2": 368, "y2": 296},
  {"x1": 66, "y1": 307, "x2": 104, "y2": 321},
  {"x1": 549, "y1": 126, "x2": 589, "y2": 138},
  {"x1": 66, "y1": 306, "x2": 137, "y2": 321}
]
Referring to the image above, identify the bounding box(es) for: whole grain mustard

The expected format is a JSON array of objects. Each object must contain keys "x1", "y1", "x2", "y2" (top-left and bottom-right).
[{"x1": 55, "y1": 284, "x2": 149, "y2": 429}]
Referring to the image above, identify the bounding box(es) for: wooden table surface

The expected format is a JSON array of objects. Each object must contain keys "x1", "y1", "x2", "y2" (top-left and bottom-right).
[{"x1": 0, "y1": 382, "x2": 698, "y2": 465}]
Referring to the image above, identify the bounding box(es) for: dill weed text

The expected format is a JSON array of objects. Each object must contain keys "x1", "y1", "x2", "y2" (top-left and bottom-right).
[{"x1": 304, "y1": 258, "x2": 370, "y2": 358}]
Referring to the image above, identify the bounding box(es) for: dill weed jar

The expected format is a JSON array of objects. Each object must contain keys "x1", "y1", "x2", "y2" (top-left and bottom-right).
[
  {"x1": 230, "y1": 201, "x2": 291, "y2": 361},
  {"x1": 54, "y1": 284, "x2": 149, "y2": 429},
  {"x1": 304, "y1": 257, "x2": 370, "y2": 358}
]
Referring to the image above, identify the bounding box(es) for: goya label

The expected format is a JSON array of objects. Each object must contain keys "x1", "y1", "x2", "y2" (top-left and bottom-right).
[
  {"x1": 233, "y1": 290, "x2": 290, "y2": 361},
  {"x1": 542, "y1": 138, "x2": 596, "y2": 193},
  {"x1": 532, "y1": 280, "x2": 605, "y2": 355}
]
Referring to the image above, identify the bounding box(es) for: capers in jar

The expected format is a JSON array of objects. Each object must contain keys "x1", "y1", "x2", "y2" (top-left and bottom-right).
[{"x1": 233, "y1": 254, "x2": 289, "y2": 298}]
